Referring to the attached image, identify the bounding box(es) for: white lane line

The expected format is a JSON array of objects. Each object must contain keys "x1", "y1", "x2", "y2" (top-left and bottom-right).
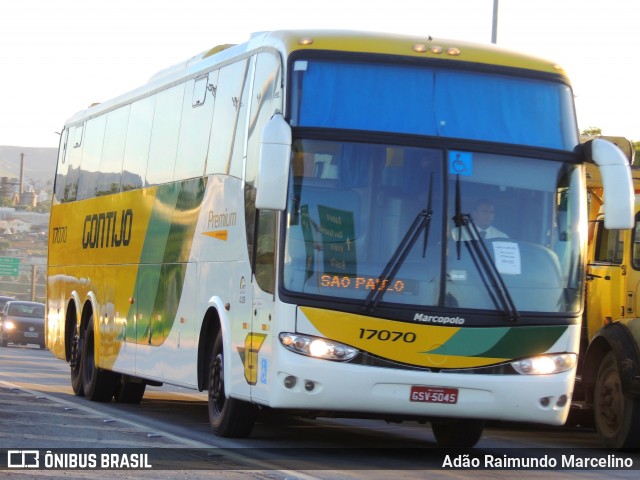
[{"x1": 1, "y1": 380, "x2": 323, "y2": 480}]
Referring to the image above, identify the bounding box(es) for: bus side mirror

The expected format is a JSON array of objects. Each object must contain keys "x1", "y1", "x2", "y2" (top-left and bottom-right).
[
  {"x1": 585, "y1": 138, "x2": 634, "y2": 230},
  {"x1": 256, "y1": 114, "x2": 291, "y2": 211}
]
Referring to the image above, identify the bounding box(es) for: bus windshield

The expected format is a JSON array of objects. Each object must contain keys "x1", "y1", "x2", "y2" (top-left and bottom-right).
[
  {"x1": 282, "y1": 139, "x2": 584, "y2": 315},
  {"x1": 291, "y1": 58, "x2": 578, "y2": 150}
]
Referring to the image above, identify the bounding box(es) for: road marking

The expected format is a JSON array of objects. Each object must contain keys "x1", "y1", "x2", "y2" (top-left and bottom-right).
[{"x1": 0, "y1": 380, "x2": 323, "y2": 479}]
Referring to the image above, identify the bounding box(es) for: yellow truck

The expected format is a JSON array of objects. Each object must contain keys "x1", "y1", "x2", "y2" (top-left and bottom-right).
[{"x1": 573, "y1": 136, "x2": 640, "y2": 449}]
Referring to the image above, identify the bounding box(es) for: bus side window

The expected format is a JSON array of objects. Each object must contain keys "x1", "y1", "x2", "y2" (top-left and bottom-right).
[
  {"x1": 63, "y1": 124, "x2": 84, "y2": 202},
  {"x1": 174, "y1": 73, "x2": 217, "y2": 181},
  {"x1": 633, "y1": 217, "x2": 640, "y2": 270},
  {"x1": 246, "y1": 52, "x2": 283, "y2": 274},
  {"x1": 254, "y1": 209, "x2": 276, "y2": 294},
  {"x1": 246, "y1": 51, "x2": 283, "y2": 186},
  {"x1": 595, "y1": 223, "x2": 624, "y2": 264},
  {"x1": 76, "y1": 116, "x2": 106, "y2": 200},
  {"x1": 54, "y1": 129, "x2": 69, "y2": 202},
  {"x1": 122, "y1": 96, "x2": 154, "y2": 190},
  {"x1": 145, "y1": 83, "x2": 185, "y2": 185},
  {"x1": 97, "y1": 105, "x2": 130, "y2": 195},
  {"x1": 207, "y1": 59, "x2": 250, "y2": 178}
]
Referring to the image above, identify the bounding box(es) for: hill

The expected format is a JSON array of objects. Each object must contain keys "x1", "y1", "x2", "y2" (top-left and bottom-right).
[{"x1": 0, "y1": 146, "x2": 57, "y2": 183}]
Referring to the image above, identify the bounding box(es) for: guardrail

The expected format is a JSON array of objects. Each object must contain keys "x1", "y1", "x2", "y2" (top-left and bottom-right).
[{"x1": 0, "y1": 262, "x2": 46, "y2": 303}]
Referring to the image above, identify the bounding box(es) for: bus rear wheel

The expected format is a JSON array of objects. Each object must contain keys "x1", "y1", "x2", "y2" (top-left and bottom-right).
[
  {"x1": 81, "y1": 315, "x2": 117, "y2": 402},
  {"x1": 70, "y1": 328, "x2": 85, "y2": 397},
  {"x1": 594, "y1": 351, "x2": 640, "y2": 449},
  {"x1": 207, "y1": 331, "x2": 257, "y2": 437},
  {"x1": 431, "y1": 418, "x2": 485, "y2": 448}
]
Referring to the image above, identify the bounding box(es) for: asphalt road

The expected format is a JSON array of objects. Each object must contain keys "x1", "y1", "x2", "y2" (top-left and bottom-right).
[{"x1": 1, "y1": 345, "x2": 638, "y2": 479}]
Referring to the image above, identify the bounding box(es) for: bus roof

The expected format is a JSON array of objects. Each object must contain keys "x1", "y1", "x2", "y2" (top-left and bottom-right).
[{"x1": 64, "y1": 29, "x2": 570, "y2": 126}]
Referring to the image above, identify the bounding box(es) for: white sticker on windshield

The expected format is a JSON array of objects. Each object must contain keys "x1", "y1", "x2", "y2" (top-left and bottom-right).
[{"x1": 492, "y1": 241, "x2": 521, "y2": 275}]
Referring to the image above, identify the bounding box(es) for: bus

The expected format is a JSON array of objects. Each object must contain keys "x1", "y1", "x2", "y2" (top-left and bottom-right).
[{"x1": 46, "y1": 30, "x2": 634, "y2": 448}]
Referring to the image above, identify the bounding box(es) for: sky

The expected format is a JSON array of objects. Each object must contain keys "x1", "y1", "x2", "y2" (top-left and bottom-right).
[{"x1": 0, "y1": 0, "x2": 638, "y2": 148}]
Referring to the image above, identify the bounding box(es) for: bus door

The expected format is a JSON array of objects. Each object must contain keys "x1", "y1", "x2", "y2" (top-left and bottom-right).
[
  {"x1": 586, "y1": 220, "x2": 627, "y2": 341},
  {"x1": 242, "y1": 50, "x2": 283, "y2": 401},
  {"x1": 249, "y1": 209, "x2": 277, "y2": 401}
]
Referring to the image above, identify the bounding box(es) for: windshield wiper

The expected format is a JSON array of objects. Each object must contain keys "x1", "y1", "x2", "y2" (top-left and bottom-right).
[
  {"x1": 452, "y1": 175, "x2": 520, "y2": 322},
  {"x1": 364, "y1": 174, "x2": 434, "y2": 312}
]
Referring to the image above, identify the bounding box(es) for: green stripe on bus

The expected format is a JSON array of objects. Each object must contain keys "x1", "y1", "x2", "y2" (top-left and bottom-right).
[
  {"x1": 127, "y1": 178, "x2": 207, "y2": 344},
  {"x1": 426, "y1": 325, "x2": 567, "y2": 359}
]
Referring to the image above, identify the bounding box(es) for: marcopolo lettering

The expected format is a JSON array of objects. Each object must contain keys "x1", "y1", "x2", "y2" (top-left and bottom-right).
[
  {"x1": 82, "y1": 209, "x2": 133, "y2": 249},
  {"x1": 413, "y1": 313, "x2": 465, "y2": 325}
]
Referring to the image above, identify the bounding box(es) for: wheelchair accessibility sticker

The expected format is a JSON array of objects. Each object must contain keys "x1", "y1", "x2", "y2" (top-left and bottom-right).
[{"x1": 449, "y1": 151, "x2": 473, "y2": 176}]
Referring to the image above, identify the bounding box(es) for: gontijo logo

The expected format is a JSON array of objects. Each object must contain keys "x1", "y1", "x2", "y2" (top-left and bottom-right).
[{"x1": 82, "y1": 209, "x2": 133, "y2": 249}]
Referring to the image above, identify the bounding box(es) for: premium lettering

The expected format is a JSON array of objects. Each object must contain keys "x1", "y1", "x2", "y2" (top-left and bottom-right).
[
  {"x1": 207, "y1": 209, "x2": 237, "y2": 229},
  {"x1": 82, "y1": 209, "x2": 133, "y2": 249}
]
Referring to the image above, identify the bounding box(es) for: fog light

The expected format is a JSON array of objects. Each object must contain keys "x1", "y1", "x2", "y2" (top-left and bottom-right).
[
  {"x1": 284, "y1": 375, "x2": 297, "y2": 389},
  {"x1": 539, "y1": 396, "x2": 551, "y2": 407},
  {"x1": 304, "y1": 381, "x2": 315, "y2": 392},
  {"x1": 557, "y1": 395, "x2": 568, "y2": 407}
]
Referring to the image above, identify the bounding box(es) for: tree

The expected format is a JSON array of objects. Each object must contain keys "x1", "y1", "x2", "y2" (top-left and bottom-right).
[{"x1": 582, "y1": 127, "x2": 602, "y2": 136}]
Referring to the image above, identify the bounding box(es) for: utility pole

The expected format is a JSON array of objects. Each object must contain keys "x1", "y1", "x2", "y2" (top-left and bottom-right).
[
  {"x1": 19, "y1": 153, "x2": 24, "y2": 195},
  {"x1": 491, "y1": 0, "x2": 499, "y2": 44}
]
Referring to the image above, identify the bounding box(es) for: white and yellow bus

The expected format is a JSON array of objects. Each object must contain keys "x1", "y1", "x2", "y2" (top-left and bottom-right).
[{"x1": 46, "y1": 30, "x2": 634, "y2": 447}]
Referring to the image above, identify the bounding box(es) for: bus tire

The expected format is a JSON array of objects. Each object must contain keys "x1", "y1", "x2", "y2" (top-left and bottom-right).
[
  {"x1": 81, "y1": 315, "x2": 117, "y2": 402},
  {"x1": 207, "y1": 331, "x2": 257, "y2": 437},
  {"x1": 114, "y1": 377, "x2": 146, "y2": 404},
  {"x1": 594, "y1": 351, "x2": 640, "y2": 449},
  {"x1": 431, "y1": 419, "x2": 485, "y2": 448},
  {"x1": 70, "y1": 328, "x2": 85, "y2": 397}
]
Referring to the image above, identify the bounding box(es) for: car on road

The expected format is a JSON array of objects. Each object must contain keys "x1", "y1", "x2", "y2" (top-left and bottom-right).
[
  {"x1": 0, "y1": 300, "x2": 45, "y2": 349},
  {"x1": 0, "y1": 295, "x2": 15, "y2": 311}
]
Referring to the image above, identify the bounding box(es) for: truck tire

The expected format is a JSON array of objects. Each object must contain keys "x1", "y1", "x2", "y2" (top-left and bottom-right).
[{"x1": 594, "y1": 351, "x2": 640, "y2": 449}]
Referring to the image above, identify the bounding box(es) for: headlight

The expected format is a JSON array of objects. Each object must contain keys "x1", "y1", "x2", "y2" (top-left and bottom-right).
[
  {"x1": 279, "y1": 332, "x2": 359, "y2": 361},
  {"x1": 511, "y1": 353, "x2": 576, "y2": 375},
  {"x1": 3, "y1": 321, "x2": 16, "y2": 331}
]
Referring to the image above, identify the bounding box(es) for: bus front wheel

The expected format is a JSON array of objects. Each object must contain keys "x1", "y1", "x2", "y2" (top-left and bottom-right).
[
  {"x1": 431, "y1": 418, "x2": 485, "y2": 448},
  {"x1": 594, "y1": 351, "x2": 640, "y2": 449},
  {"x1": 207, "y1": 331, "x2": 257, "y2": 437}
]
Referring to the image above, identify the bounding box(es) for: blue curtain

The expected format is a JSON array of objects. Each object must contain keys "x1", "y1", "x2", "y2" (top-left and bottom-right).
[
  {"x1": 299, "y1": 62, "x2": 437, "y2": 136},
  {"x1": 296, "y1": 61, "x2": 572, "y2": 150}
]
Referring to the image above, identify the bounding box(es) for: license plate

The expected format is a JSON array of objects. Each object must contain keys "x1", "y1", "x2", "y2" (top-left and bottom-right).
[
  {"x1": 24, "y1": 332, "x2": 39, "y2": 338},
  {"x1": 410, "y1": 386, "x2": 458, "y2": 404}
]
